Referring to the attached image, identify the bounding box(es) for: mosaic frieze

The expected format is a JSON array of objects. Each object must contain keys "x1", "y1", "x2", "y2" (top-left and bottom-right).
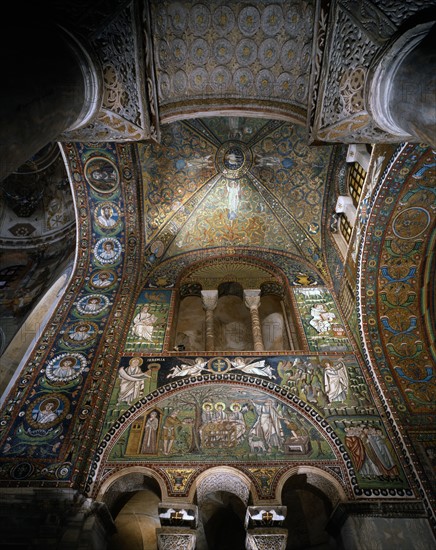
[
  {"x1": 105, "y1": 384, "x2": 337, "y2": 463},
  {"x1": 293, "y1": 288, "x2": 352, "y2": 351},
  {"x1": 98, "y1": 350, "x2": 411, "y2": 494},
  {"x1": 105, "y1": 353, "x2": 376, "y2": 426},
  {"x1": 96, "y1": 375, "x2": 410, "y2": 495}
]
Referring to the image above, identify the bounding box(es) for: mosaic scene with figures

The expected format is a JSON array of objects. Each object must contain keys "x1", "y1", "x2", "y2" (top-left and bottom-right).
[{"x1": 0, "y1": 1, "x2": 435, "y2": 549}]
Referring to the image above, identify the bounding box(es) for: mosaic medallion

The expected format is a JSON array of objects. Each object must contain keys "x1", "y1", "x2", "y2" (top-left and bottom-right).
[
  {"x1": 63, "y1": 321, "x2": 99, "y2": 347},
  {"x1": 94, "y1": 202, "x2": 121, "y2": 231},
  {"x1": 238, "y1": 6, "x2": 260, "y2": 36},
  {"x1": 94, "y1": 237, "x2": 122, "y2": 264},
  {"x1": 213, "y1": 5, "x2": 235, "y2": 35},
  {"x1": 84, "y1": 156, "x2": 119, "y2": 195},
  {"x1": 215, "y1": 141, "x2": 252, "y2": 179},
  {"x1": 392, "y1": 207, "x2": 431, "y2": 240},
  {"x1": 76, "y1": 294, "x2": 110, "y2": 316},
  {"x1": 26, "y1": 393, "x2": 70, "y2": 427},
  {"x1": 45, "y1": 352, "x2": 87, "y2": 382}
]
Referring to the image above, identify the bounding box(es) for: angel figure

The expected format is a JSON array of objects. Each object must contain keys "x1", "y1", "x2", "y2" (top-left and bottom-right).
[
  {"x1": 167, "y1": 357, "x2": 208, "y2": 378},
  {"x1": 230, "y1": 357, "x2": 275, "y2": 379}
]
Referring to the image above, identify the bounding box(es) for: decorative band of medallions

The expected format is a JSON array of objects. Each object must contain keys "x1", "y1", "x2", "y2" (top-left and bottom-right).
[{"x1": 215, "y1": 141, "x2": 253, "y2": 179}]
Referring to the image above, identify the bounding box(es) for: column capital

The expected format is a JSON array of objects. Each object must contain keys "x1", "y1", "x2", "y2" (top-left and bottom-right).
[
  {"x1": 244, "y1": 289, "x2": 261, "y2": 310},
  {"x1": 245, "y1": 506, "x2": 287, "y2": 529},
  {"x1": 158, "y1": 503, "x2": 198, "y2": 528},
  {"x1": 156, "y1": 528, "x2": 196, "y2": 550},
  {"x1": 246, "y1": 528, "x2": 288, "y2": 550},
  {"x1": 201, "y1": 290, "x2": 218, "y2": 311}
]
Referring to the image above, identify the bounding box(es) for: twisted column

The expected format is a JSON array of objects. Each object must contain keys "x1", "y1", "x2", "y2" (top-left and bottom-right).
[
  {"x1": 201, "y1": 290, "x2": 218, "y2": 352},
  {"x1": 244, "y1": 290, "x2": 264, "y2": 352}
]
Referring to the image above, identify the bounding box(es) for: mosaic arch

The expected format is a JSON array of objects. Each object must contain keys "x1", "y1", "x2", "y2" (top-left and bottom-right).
[
  {"x1": 92, "y1": 380, "x2": 353, "y2": 499},
  {"x1": 144, "y1": 248, "x2": 326, "y2": 290},
  {"x1": 0, "y1": 142, "x2": 144, "y2": 488},
  {"x1": 358, "y1": 142, "x2": 436, "y2": 510}
]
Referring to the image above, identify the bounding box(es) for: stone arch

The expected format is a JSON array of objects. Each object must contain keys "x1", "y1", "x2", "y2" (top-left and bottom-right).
[
  {"x1": 96, "y1": 468, "x2": 164, "y2": 550},
  {"x1": 193, "y1": 465, "x2": 253, "y2": 506},
  {"x1": 193, "y1": 466, "x2": 253, "y2": 550},
  {"x1": 96, "y1": 466, "x2": 167, "y2": 506},
  {"x1": 90, "y1": 377, "x2": 353, "y2": 501},
  {"x1": 278, "y1": 466, "x2": 347, "y2": 550},
  {"x1": 277, "y1": 465, "x2": 348, "y2": 508}
]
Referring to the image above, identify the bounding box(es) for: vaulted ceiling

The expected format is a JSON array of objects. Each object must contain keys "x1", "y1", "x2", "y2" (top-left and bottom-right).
[
  {"x1": 140, "y1": 117, "x2": 332, "y2": 278},
  {"x1": 0, "y1": 2, "x2": 435, "y2": 545}
]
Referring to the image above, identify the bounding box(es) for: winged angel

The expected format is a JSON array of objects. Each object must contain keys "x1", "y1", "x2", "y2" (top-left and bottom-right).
[
  {"x1": 167, "y1": 357, "x2": 208, "y2": 378},
  {"x1": 230, "y1": 357, "x2": 275, "y2": 379}
]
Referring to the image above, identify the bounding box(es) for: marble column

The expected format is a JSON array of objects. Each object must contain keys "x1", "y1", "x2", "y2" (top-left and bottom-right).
[
  {"x1": 201, "y1": 290, "x2": 218, "y2": 352},
  {"x1": 244, "y1": 290, "x2": 264, "y2": 352},
  {"x1": 368, "y1": 22, "x2": 436, "y2": 147},
  {"x1": 0, "y1": 19, "x2": 101, "y2": 181}
]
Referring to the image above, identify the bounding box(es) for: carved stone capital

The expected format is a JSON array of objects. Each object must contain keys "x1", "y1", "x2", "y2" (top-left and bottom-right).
[
  {"x1": 246, "y1": 528, "x2": 288, "y2": 550},
  {"x1": 243, "y1": 290, "x2": 261, "y2": 310},
  {"x1": 157, "y1": 528, "x2": 196, "y2": 550},
  {"x1": 201, "y1": 290, "x2": 218, "y2": 311}
]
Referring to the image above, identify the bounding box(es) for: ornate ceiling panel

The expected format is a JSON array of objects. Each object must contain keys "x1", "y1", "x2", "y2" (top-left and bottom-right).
[{"x1": 150, "y1": 0, "x2": 314, "y2": 122}]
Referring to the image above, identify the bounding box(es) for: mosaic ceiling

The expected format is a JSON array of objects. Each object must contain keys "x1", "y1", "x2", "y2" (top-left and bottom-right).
[
  {"x1": 151, "y1": 1, "x2": 313, "y2": 122},
  {"x1": 140, "y1": 117, "x2": 332, "y2": 277}
]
